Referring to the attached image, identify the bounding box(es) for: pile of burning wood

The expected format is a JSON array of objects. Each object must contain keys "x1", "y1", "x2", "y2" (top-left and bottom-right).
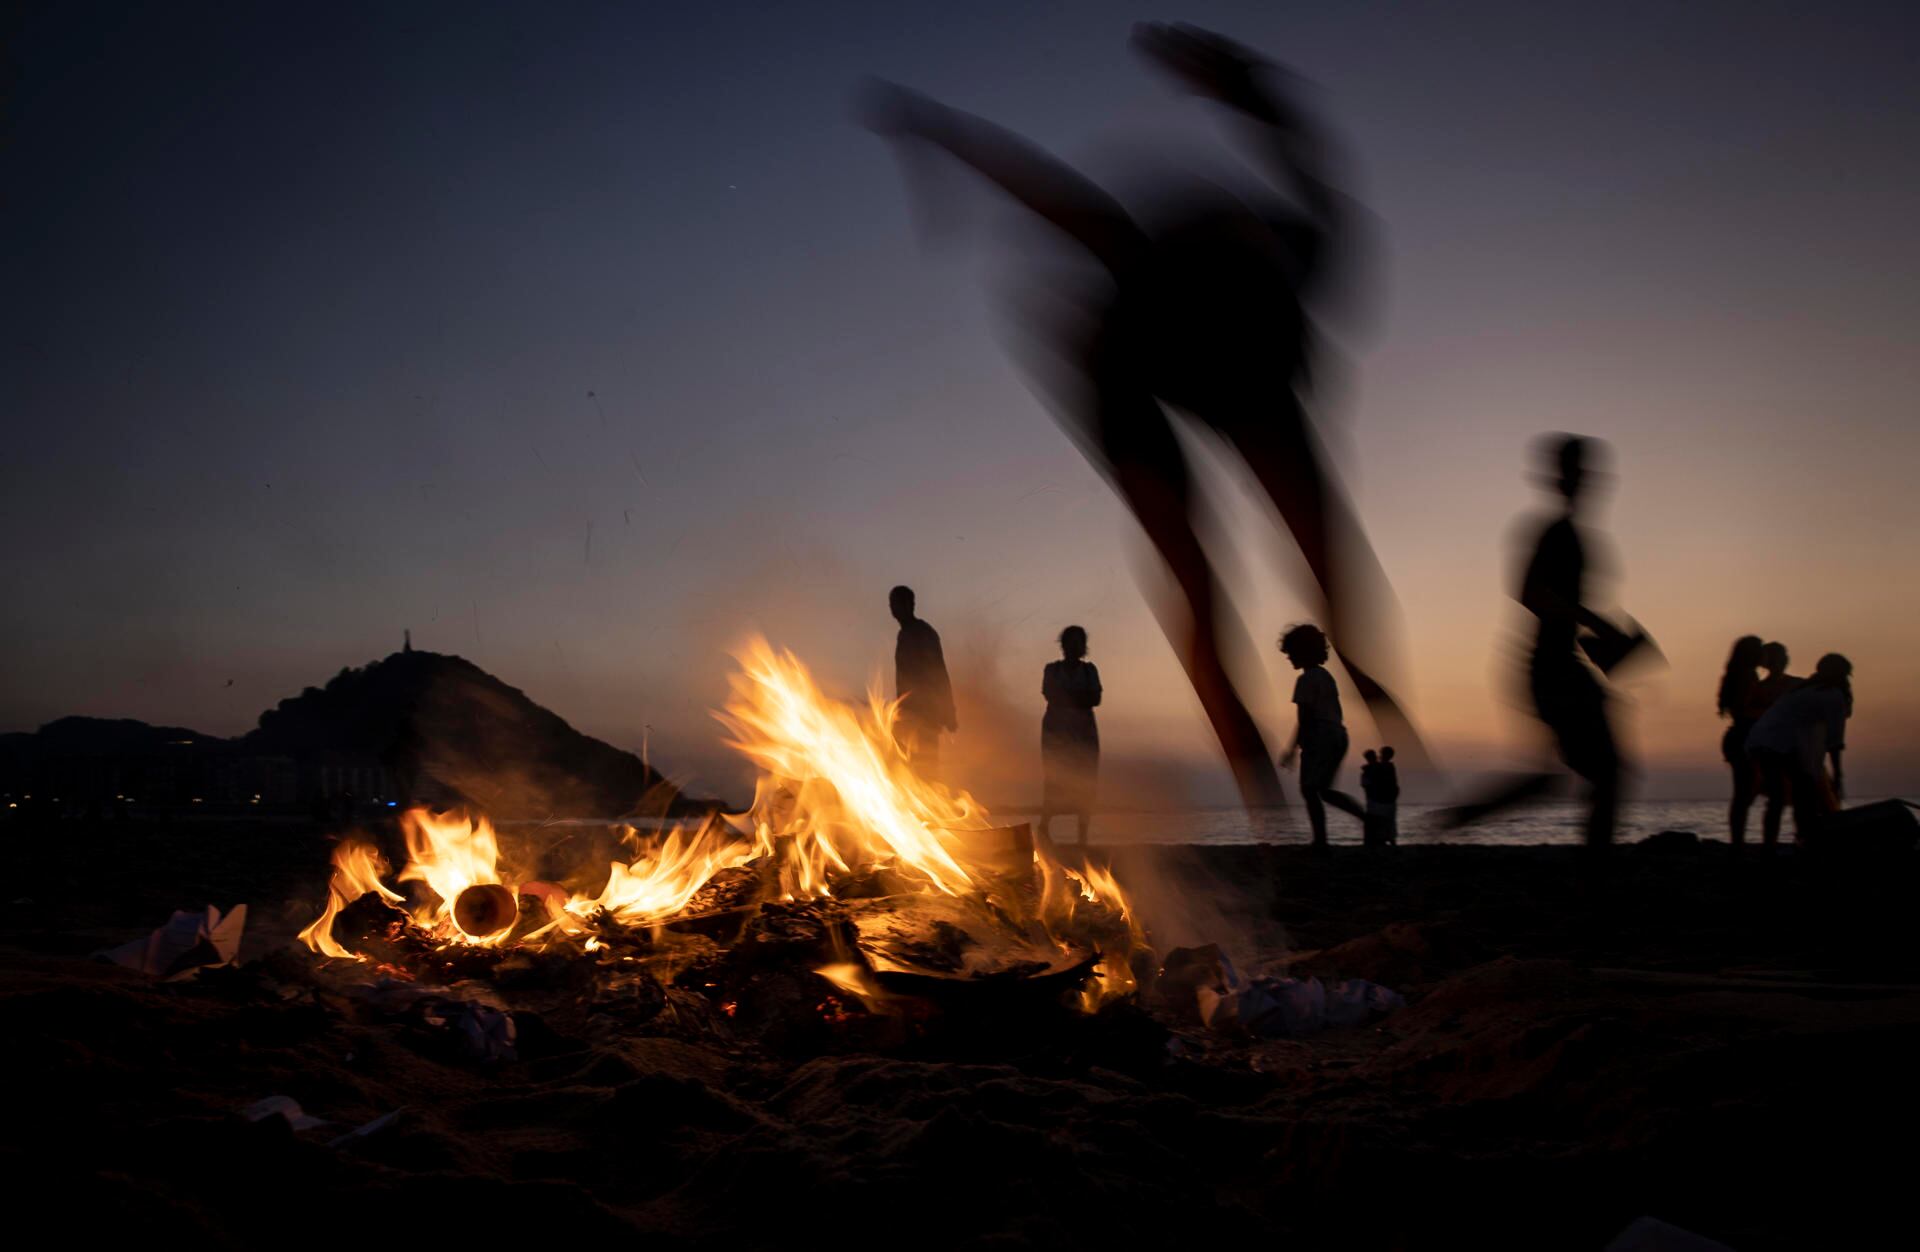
[{"x1": 298, "y1": 640, "x2": 1146, "y2": 1045}]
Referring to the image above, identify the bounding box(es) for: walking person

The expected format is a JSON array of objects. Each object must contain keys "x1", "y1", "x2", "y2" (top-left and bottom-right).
[
  {"x1": 1278, "y1": 624, "x2": 1366, "y2": 849},
  {"x1": 1038, "y1": 626, "x2": 1102, "y2": 846},
  {"x1": 1717, "y1": 635, "x2": 1765, "y2": 845},
  {"x1": 1745, "y1": 653, "x2": 1852, "y2": 847},
  {"x1": 889, "y1": 585, "x2": 957, "y2": 778},
  {"x1": 1438, "y1": 435, "x2": 1648, "y2": 847}
]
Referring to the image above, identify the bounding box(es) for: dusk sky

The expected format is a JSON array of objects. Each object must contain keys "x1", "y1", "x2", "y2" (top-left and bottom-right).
[{"x1": 6, "y1": 1, "x2": 1918, "y2": 804}]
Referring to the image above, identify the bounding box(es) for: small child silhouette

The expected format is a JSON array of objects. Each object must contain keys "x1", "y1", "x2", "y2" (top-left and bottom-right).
[{"x1": 1362, "y1": 745, "x2": 1400, "y2": 847}]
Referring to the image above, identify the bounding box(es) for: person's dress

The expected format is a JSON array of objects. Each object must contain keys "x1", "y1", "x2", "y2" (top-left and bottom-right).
[
  {"x1": 1041, "y1": 660, "x2": 1102, "y2": 815},
  {"x1": 895, "y1": 618, "x2": 957, "y2": 772}
]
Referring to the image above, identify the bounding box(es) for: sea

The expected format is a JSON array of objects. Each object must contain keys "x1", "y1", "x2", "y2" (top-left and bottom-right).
[
  {"x1": 1000, "y1": 799, "x2": 1768, "y2": 847},
  {"x1": 593, "y1": 798, "x2": 1895, "y2": 847}
]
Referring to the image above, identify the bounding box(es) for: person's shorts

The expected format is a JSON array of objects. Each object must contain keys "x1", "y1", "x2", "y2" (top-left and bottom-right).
[{"x1": 1299, "y1": 724, "x2": 1349, "y2": 791}]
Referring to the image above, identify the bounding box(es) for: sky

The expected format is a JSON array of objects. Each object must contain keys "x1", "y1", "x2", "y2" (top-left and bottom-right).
[{"x1": 5, "y1": 1, "x2": 1919, "y2": 805}]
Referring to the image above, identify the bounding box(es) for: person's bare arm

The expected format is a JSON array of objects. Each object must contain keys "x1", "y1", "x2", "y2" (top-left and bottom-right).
[
  {"x1": 859, "y1": 79, "x2": 1144, "y2": 273},
  {"x1": 1131, "y1": 24, "x2": 1342, "y2": 237}
]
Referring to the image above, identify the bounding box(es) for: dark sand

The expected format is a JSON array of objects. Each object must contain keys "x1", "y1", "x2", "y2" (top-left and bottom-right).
[{"x1": 5, "y1": 817, "x2": 1917, "y2": 1249}]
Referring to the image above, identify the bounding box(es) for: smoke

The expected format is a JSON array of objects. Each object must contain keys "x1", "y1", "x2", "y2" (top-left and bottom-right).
[
  {"x1": 941, "y1": 617, "x2": 1204, "y2": 815},
  {"x1": 1108, "y1": 843, "x2": 1291, "y2": 974},
  {"x1": 940, "y1": 620, "x2": 1036, "y2": 808}
]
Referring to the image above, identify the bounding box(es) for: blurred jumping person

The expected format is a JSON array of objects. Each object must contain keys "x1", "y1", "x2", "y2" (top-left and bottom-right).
[{"x1": 861, "y1": 24, "x2": 1426, "y2": 810}]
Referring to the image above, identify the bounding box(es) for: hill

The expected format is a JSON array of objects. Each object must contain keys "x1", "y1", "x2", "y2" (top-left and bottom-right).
[
  {"x1": 243, "y1": 648, "x2": 687, "y2": 817},
  {"x1": 1, "y1": 652, "x2": 697, "y2": 818}
]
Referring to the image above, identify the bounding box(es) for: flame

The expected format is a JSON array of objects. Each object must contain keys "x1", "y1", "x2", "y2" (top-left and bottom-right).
[
  {"x1": 298, "y1": 840, "x2": 405, "y2": 960},
  {"x1": 395, "y1": 809, "x2": 512, "y2": 944},
  {"x1": 1062, "y1": 859, "x2": 1144, "y2": 1009},
  {"x1": 297, "y1": 636, "x2": 1145, "y2": 1009},
  {"x1": 718, "y1": 638, "x2": 983, "y2": 899},
  {"x1": 815, "y1": 961, "x2": 886, "y2": 1006},
  {"x1": 578, "y1": 818, "x2": 760, "y2": 922}
]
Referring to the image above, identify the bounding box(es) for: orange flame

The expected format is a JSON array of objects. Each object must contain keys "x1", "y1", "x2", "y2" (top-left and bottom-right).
[
  {"x1": 298, "y1": 840, "x2": 405, "y2": 960},
  {"x1": 718, "y1": 638, "x2": 985, "y2": 899},
  {"x1": 396, "y1": 809, "x2": 512, "y2": 944},
  {"x1": 298, "y1": 636, "x2": 1144, "y2": 1009}
]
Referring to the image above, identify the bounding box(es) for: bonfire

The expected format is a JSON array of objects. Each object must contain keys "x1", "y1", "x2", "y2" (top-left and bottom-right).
[{"x1": 299, "y1": 638, "x2": 1146, "y2": 1037}]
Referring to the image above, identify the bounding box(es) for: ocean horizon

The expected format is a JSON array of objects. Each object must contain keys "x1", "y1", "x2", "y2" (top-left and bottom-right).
[{"x1": 586, "y1": 798, "x2": 1888, "y2": 847}]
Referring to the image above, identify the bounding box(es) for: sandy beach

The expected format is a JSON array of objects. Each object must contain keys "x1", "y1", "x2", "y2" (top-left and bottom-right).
[{"x1": 6, "y1": 815, "x2": 1916, "y2": 1250}]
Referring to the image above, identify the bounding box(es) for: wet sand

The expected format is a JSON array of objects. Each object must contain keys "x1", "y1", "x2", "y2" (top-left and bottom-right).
[{"x1": 4, "y1": 816, "x2": 1917, "y2": 1250}]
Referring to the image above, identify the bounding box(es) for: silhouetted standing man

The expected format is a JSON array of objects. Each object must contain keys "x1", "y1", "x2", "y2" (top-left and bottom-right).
[
  {"x1": 861, "y1": 24, "x2": 1427, "y2": 812},
  {"x1": 890, "y1": 585, "x2": 957, "y2": 777}
]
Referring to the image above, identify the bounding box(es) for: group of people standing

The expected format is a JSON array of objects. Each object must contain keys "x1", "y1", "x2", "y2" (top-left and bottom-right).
[
  {"x1": 888, "y1": 584, "x2": 1106, "y2": 846},
  {"x1": 1719, "y1": 639, "x2": 1854, "y2": 847},
  {"x1": 890, "y1": 583, "x2": 1399, "y2": 850}
]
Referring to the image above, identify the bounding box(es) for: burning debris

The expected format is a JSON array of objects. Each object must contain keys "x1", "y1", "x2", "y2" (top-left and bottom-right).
[{"x1": 297, "y1": 639, "x2": 1147, "y2": 1043}]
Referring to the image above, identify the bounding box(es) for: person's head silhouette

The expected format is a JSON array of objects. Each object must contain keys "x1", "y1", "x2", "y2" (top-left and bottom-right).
[
  {"x1": 1760, "y1": 641, "x2": 1790, "y2": 675},
  {"x1": 1812, "y1": 652, "x2": 1853, "y2": 690},
  {"x1": 1381, "y1": 746, "x2": 1395, "y2": 763},
  {"x1": 889, "y1": 585, "x2": 916, "y2": 625},
  {"x1": 1720, "y1": 635, "x2": 1764, "y2": 705},
  {"x1": 1536, "y1": 433, "x2": 1606, "y2": 511},
  {"x1": 1363, "y1": 749, "x2": 1378, "y2": 765},
  {"x1": 1278, "y1": 623, "x2": 1329, "y2": 670},
  {"x1": 1059, "y1": 625, "x2": 1088, "y2": 660}
]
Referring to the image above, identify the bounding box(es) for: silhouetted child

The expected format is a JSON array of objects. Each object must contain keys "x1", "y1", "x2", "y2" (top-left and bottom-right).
[
  {"x1": 1279, "y1": 623, "x2": 1366, "y2": 848},
  {"x1": 1359, "y1": 750, "x2": 1384, "y2": 846},
  {"x1": 1363, "y1": 746, "x2": 1400, "y2": 846}
]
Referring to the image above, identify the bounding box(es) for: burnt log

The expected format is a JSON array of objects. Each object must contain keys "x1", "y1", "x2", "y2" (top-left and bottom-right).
[{"x1": 330, "y1": 891, "x2": 429, "y2": 963}]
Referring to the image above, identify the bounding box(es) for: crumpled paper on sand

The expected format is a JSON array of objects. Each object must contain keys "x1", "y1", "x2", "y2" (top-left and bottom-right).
[{"x1": 98, "y1": 904, "x2": 247, "y2": 980}]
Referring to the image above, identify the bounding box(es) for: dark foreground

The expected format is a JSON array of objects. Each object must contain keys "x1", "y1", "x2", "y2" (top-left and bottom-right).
[{"x1": 5, "y1": 818, "x2": 1917, "y2": 1250}]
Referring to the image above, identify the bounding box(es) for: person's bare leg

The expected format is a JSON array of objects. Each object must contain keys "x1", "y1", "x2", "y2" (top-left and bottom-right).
[
  {"x1": 1760, "y1": 765, "x2": 1784, "y2": 848},
  {"x1": 1568, "y1": 710, "x2": 1622, "y2": 849},
  {"x1": 1729, "y1": 762, "x2": 1753, "y2": 846},
  {"x1": 1587, "y1": 775, "x2": 1620, "y2": 849},
  {"x1": 1108, "y1": 426, "x2": 1285, "y2": 810},
  {"x1": 1224, "y1": 404, "x2": 1428, "y2": 764},
  {"x1": 1434, "y1": 772, "x2": 1564, "y2": 829},
  {"x1": 1322, "y1": 788, "x2": 1367, "y2": 823},
  {"x1": 1304, "y1": 788, "x2": 1329, "y2": 847}
]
